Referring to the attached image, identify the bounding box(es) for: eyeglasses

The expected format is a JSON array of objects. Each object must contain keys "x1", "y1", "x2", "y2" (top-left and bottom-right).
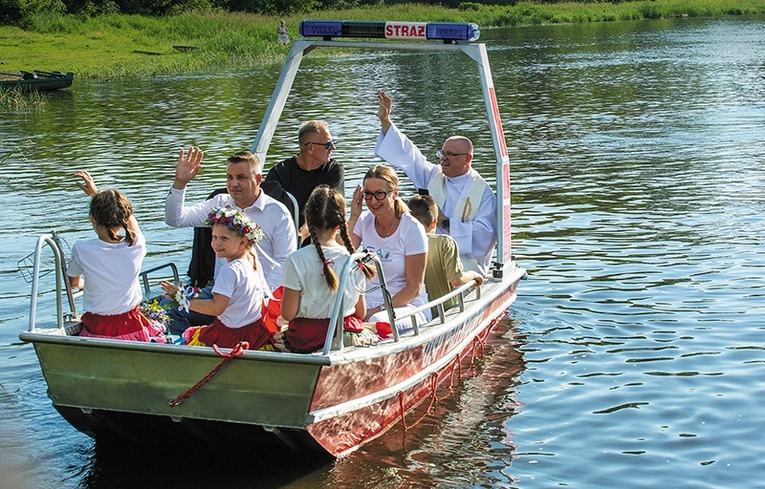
[
  {"x1": 305, "y1": 140, "x2": 335, "y2": 150},
  {"x1": 363, "y1": 189, "x2": 394, "y2": 201},
  {"x1": 436, "y1": 149, "x2": 470, "y2": 159}
]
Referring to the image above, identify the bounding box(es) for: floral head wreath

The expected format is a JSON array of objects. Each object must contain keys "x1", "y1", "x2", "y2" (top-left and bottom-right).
[{"x1": 205, "y1": 207, "x2": 264, "y2": 245}]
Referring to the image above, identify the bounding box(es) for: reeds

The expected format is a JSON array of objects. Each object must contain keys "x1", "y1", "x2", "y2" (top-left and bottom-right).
[{"x1": 0, "y1": 86, "x2": 47, "y2": 112}]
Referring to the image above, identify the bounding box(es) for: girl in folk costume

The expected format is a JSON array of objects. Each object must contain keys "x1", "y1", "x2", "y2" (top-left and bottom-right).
[
  {"x1": 274, "y1": 186, "x2": 377, "y2": 353},
  {"x1": 67, "y1": 171, "x2": 166, "y2": 342},
  {"x1": 162, "y1": 208, "x2": 273, "y2": 350}
]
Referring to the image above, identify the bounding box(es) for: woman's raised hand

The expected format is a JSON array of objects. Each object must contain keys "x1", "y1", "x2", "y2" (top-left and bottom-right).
[{"x1": 350, "y1": 184, "x2": 364, "y2": 218}]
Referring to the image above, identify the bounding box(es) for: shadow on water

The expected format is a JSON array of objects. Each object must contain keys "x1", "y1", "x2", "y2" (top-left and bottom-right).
[{"x1": 79, "y1": 438, "x2": 332, "y2": 488}]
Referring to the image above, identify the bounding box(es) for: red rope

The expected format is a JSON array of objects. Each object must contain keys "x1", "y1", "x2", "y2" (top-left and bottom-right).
[
  {"x1": 397, "y1": 314, "x2": 508, "y2": 433},
  {"x1": 436, "y1": 354, "x2": 462, "y2": 403},
  {"x1": 169, "y1": 341, "x2": 249, "y2": 407},
  {"x1": 398, "y1": 372, "x2": 439, "y2": 431}
]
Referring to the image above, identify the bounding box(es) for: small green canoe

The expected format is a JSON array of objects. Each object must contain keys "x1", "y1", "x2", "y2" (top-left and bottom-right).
[{"x1": 0, "y1": 70, "x2": 74, "y2": 91}]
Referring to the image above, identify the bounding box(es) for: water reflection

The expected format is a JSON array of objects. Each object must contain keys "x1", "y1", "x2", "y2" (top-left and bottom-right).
[
  {"x1": 2, "y1": 14, "x2": 765, "y2": 489},
  {"x1": 293, "y1": 318, "x2": 525, "y2": 488}
]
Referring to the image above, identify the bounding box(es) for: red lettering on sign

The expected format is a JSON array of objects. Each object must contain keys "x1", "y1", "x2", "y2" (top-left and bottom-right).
[{"x1": 385, "y1": 22, "x2": 427, "y2": 39}]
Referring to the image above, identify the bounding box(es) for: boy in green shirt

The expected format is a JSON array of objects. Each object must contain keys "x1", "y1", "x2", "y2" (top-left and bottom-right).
[{"x1": 408, "y1": 195, "x2": 484, "y2": 317}]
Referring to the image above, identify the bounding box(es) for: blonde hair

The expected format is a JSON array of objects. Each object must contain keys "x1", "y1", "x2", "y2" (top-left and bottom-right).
[{"x1": 363, "y1": 165, "x2": 408, "y2": 219}]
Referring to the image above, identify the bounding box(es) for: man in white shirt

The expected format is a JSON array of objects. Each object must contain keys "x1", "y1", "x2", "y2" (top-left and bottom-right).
[
  {"x1": 374, "y1": 91, "x2": 497, "y2": 276},
  {"x1": 164, "y1": 147, "x2": 296, "y2": 334}
]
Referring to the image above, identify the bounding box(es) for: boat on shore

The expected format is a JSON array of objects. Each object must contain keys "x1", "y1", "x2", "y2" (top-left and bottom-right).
[
  {"x1": 18, "y1": 20, "x2": 526, "y2": 458},
  {"x1": 0, "y1": 70, "x2": 74, "y2": 91}
]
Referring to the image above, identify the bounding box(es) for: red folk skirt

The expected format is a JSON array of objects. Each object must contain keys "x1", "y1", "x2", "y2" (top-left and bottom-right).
[
  {"x1": 79, "y1": 306, "x2": 166, "y2": 342},
  {"x1": 184, "y1": 318, "x2": 274, "y2": 351},
  {"x1": 282, "y1": 316, "x2": 364, "y2": 353}
]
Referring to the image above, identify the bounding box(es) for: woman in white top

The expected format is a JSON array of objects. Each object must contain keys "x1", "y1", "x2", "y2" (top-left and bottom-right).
[{"x1": 348, "y1": 165, "x2": 431, "y2": 331}]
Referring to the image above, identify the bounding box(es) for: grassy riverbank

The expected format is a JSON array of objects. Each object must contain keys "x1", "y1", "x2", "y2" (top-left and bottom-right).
[{"x1": 1, "y1": 0, "x2": 764, "y2": 79}]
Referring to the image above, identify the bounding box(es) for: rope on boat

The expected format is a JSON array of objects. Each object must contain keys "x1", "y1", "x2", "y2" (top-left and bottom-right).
[
  {"x1": 169, "y1": 341, "x2": 249, "y2": 407},
  {"x1": 398, "y1": 372, "x2": 439, "y2": 431},
  {"x1": 437, "y1": 354, "x2": 462, "y2": 403},
  {"x1": 398, "y1": 310, "x2": 510, "y2": 431}
]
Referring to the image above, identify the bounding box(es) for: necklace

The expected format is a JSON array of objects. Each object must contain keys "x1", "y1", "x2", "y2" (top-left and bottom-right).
[{"x1": 375, "y1": 217, "x2": 399, "y2": 238}]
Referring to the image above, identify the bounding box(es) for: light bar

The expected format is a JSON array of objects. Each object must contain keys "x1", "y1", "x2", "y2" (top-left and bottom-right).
[{"x1": 299, "y1": 20, "x2": 480, "y2": 42}]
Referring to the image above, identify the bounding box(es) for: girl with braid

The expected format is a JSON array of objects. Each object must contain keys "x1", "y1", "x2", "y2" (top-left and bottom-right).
[
  {"x1": 275, "y1": 185, "x2": 377, "y2": 353},
  {"x1": 67, "y1": 171, "x2": 165, "y2": 342}
]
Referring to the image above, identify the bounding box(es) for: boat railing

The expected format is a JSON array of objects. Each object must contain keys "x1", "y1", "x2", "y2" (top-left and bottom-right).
[
  {"x1": 425, "y1": 279, "x2": 482, "y2": 323},
  {"x1": 138, "y1": 262, "x2": 180, "y2": 296},
  {"x1": 26, "y1": 232, "x2": 180, "y2": 333},
  {"x1": 27, "y1": 232, "x2": 81, "y2": 333},
  {"x1": 322, "y1": 251, "x2": 482, "y2": 354}
]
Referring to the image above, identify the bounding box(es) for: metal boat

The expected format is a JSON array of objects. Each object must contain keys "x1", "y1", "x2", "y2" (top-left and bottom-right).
[{"x1": 19, "y1": 20, "x2": 526, "y2": 457}]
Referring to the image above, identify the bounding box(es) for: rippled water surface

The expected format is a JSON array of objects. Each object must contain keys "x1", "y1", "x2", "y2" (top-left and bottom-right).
[{"x1": 1, "y1": 15, "x2": 764, "y2": 488}]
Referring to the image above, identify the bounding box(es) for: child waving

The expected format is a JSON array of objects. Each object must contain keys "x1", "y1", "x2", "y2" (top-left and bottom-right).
[{"x1": 67, "y1": 171, "x2": 166, "y2": 342}]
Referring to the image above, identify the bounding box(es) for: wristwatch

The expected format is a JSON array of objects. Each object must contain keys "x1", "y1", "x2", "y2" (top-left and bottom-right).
[{"x1": 442, "y1": 218, "x2": 450, "y2": 230}]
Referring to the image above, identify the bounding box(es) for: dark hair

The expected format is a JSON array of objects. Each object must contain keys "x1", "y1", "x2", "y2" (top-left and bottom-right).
[
  {"x1": 408, "y1": 194, "x2": 437, "y2": 228},
  {"x1": 89, "y1": 189, "x2": 136, "y2": 246},
  {"x1": 363, "y1": 165, "x2": 408, "y2": 219},
  {"x1": 305, "y1": 185, "x2": 375, "y2": 291}
]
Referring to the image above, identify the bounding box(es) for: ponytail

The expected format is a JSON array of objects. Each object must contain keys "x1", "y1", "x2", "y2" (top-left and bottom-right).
[
  {"x1": 90, "y1": 189, "x2": 135, "y2": 246},
  {"x1": 124, "y1": 223, "x2": 136, "y2": 246},
  {"x1": 393, "y1": 197, "x2": 408, "y2": 220}
]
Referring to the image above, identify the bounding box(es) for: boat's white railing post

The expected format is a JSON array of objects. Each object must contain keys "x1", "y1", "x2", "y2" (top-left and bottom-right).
[
  {"x1": 250, "y1": 39, "x2": 315, "y2": 165},
  {"x1": 28, "y1": 233, "x2": 73, "y2": 332},
  {"x1": 29, "y1": 234, "x2": 51, "y2": 331},
  {"x1": 457, "y1": 43, "x2": 512, "y2": 282},
  {"x1": 324, "y1": 252, "x2": 372, "y2": 354}
]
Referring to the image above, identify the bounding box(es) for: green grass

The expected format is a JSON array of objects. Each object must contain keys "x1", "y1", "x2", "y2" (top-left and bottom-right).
[{"x1": 1, "y1": 1, "x2": 764, "y2": 79}]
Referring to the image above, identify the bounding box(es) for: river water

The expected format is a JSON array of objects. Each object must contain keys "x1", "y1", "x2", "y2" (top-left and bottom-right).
[{"x1": 1, "y1": 14, "x2": 764, "y2": 488}]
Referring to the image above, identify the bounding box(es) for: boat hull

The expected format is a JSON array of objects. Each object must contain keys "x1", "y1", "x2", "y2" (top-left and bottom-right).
[
  {"x1": 21, "y1": 269, "x2": 523, "y2": 457},
  {"x1": 0, "y1": 71, "x2": 73, "y2": 91}
]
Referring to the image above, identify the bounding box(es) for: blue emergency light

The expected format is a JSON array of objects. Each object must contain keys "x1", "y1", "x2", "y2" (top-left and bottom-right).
[{"x1": 299, "y1": 20, "x2": 480, "y2": 43}]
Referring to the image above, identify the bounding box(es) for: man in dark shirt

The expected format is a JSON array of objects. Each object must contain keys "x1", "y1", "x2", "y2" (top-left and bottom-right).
[{"x1": 265, "y1": 120, "x2": 344, "y2": 243}]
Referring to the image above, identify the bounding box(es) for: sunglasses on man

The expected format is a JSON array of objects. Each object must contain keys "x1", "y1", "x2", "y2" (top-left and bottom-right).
[{"x1": 305, "y1": 140, "x2": 335, "y2": 149}]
